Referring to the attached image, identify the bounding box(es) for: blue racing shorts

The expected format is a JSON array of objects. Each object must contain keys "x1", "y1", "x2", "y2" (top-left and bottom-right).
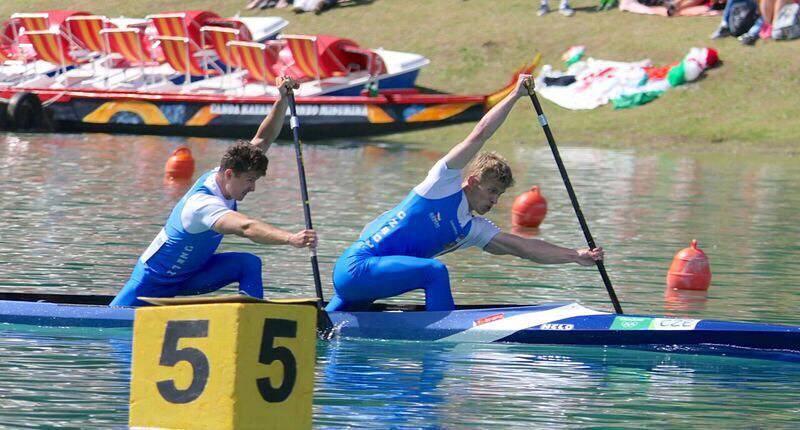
[
  {"x1": 325, "y1": 247, "x2": 454, "y2": 312},
  {"x1": 110, "y1": 252, "x2": 263, "y2": 307}
]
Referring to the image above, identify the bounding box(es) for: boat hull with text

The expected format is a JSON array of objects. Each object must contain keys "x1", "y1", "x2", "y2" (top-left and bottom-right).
[
  {"x1": 1, "y1": 292, "x2": 798, "y2": 361},
  {"x1": 0, "y1": 87, "x2": 492, "y2": 140},
  {"x1": 0, "y1": 57, "x2": 539, "y2": 139}
]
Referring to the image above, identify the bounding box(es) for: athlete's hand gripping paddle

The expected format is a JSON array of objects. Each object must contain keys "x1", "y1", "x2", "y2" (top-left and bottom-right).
[
  {"x1": 286, "y1": 90, "x2": 324, "y2": 305},
  {"x1": 522, "y1": 78, "x2": 623, "y2": 314}
]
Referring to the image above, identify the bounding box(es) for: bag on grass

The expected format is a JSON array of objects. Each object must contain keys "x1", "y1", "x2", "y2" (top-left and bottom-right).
[
  {"x1": 773, "y1": 3, "x2": 800, "y2": 40},
  {"x1": 728, "y1": 0, "x2": 758, "y2": 36}
]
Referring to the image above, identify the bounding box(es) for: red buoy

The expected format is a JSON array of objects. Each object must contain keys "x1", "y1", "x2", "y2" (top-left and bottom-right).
[
  {"x1": 164, "y1": 146, "x2": 195, "y2": 181},
  {"x1": 511, "y1": 186, "x2": 548, "y2": 228},
  {"x1": 666, "y1": 239, "x2": 711, "y2": 291}
]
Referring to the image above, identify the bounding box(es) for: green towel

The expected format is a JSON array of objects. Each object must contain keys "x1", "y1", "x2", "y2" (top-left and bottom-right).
[{"x1": 611, "y1": 91, "x2": 663, "y2": 109}]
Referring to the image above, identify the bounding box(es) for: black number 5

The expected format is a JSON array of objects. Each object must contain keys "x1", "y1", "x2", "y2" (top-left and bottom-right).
[
  {"x1": 257, "y1": 318, "x2": 297, "y2": 403},
  {"x1": 156, "y1": 320, "x2": 210, "y2": 404}
]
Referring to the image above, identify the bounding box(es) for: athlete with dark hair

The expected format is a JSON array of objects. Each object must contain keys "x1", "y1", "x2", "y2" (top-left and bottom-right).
[{"x1": 111, "y1": 77, "x2": 317, "y2": 307}]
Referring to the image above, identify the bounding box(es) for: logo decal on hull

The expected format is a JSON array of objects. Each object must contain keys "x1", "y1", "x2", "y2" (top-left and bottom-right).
[
  {"x1": 473, "y1": 313, "x2": 505, "y2": 327},
  {"x1": 539, "y1": 323, "x2": 574, "y2": 330},
  {"x1": 611, "y1": 316, "x2": 700, "y2": 330}
]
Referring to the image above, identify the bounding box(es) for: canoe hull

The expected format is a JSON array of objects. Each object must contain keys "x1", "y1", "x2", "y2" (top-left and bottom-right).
[
  {"x1": 0, "y1": 88, "x2": 488, "y2": 140},
  {"x1": 327, "y1": 303, "x2": 800, "y2": 358},
  {"x1": 2, "y1": 296, "x2": 798, "y2": 361}
]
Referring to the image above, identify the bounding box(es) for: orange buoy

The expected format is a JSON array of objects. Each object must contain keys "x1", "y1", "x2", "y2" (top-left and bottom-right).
[
  {"x1": 666, "y1": 239, "x2": 711, "y2": 291},
  {"x1": 511, "y1": 186, "x2": 548, "y2": 228},
  {"x1": 164, "y1": 146, "x2": 195, "y2": 181}
]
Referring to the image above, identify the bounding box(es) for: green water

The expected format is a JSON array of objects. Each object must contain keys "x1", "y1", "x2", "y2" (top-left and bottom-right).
[{"x1": 1, "y1": 132, "x2": 798, "y2": 428}]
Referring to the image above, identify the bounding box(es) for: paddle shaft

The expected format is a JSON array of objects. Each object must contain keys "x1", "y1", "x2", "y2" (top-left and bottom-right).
[
  {"x1": 286, "y1": 93, "x2": 324, "y2": 304},
  {"x1": 525, "y1": 90, "x2": 623, "y2": 314}
]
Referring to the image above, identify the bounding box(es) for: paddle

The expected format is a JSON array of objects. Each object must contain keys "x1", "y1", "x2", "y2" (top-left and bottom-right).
[
  {"x1": 286, "y1": 91, "x2": 324, "y2": 306},
  {"x1": 523, "y1": 80, "x2": 624, "y2": 314}
]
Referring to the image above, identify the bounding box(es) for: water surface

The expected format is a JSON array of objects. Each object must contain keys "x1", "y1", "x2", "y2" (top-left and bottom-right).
[{"x1": 1, "y1": 132, "x2": 798, "y2": 428}]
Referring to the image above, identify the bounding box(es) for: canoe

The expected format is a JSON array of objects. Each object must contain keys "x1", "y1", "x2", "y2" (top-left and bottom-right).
[{"x1": 1, "y1": 292, "x2": 798, "y2": 362}]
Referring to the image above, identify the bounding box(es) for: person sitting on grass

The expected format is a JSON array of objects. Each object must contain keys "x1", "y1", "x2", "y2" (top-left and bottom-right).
[
  {"x1": 619, "y1": 0, "x2": 721, "y2": 16},
  {"x1": 721, "y1": 0, "x2": 780, "y2": 46}
]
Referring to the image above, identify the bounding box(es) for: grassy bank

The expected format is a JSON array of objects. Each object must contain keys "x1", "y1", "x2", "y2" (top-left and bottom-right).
[{"x1": 3, "y1": 0, "x2": 799, "y2": 151}]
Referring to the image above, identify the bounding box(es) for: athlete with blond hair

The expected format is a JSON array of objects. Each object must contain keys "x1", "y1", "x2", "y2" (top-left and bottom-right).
[{"x1": 325, "y1": 75, "x2": 603, "y2": 312}]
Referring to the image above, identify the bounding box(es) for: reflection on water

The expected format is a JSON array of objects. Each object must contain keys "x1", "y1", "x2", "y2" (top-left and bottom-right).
[
  {"x1": 316, "y1": 339, "x2": 800, "y2": 428},
  {"x1": 5, "y1": 329, "x2": 792, "y2": 429},
  {"x1": 0, "y1": 327, "x2": 131, "y2": 429},
  {"x1": 1, "y1": 132, "x2": 799, "y2": 427},
  {"x1": 664, "y1": 287, "x2": 710, "y2": 313}
]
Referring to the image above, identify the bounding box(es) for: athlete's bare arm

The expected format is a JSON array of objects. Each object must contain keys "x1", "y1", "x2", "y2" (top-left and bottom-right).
[
  {"x1": 213, "y1": 211, "x2": 317, "y2": 248},
  {"x1": 442, "y1": 74, "x2": 532, "y2": 170},
  {"x1": 250, "y1": 76, "x2": 300, "y2": 152},
  {"x1": 484, "y1": 232, "x2": 602, "y2": 266}
]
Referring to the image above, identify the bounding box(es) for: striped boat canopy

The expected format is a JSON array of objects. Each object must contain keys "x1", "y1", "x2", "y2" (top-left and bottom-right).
[
  {"x1": 147, "y1": 11, "x2": 220, "y2": 51},
  {"x1": 65, "y1": 15, "x2": 112, "y2": 53},
  {"x1": 24, "y1": 29, "x2": 86, "y2": 68},
  {"x1": 156, "y1": 35, "x2": 220, "y2": 82},
  {"x1": 100, "y1": 27, "x2": 156, "y2": 65},
  {"x1": 200, "y1": 26, "x2": 248, "y2": 70},
  {"x1": 228, "y1": 40, "x2": 280, "y2": 85}
]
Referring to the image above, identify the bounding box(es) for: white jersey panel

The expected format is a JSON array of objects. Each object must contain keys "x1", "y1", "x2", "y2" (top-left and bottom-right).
[
  {"x1": 461, "y1": 216, "x2": 501, "y2": 250},
  {"x1": 181, "y1": 170, "x2": 235, "y2": 234},
  {"x1": 413, "y1": 158, "x2": 463, "y2": 199}
]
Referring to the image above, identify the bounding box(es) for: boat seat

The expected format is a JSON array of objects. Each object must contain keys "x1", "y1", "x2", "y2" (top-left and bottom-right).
[
  {"x1": 340, "y1": 45, "x2": 386, "y2": 76},
  {"x1": 203, "y1": 18, "x2": 253, "y2": 40},
  {"x1": 100, "y1": 27, "x2": 159, "y2": 65},
  {"x1": 278, "y1": 34, "x2": 341, "y2": 82},
  {"x1": 7, "y1": 13, "x2": 50, "y2": 63},
  {"x1": 200, "y1": 25, "x2": 250, "y2": 72},
  {"x1": 278, "y1": 34, "x2": 383, "y2": 85},
  {"x1": 9, "y1": 12, "x2": 50, "y2": 34},
  {"x1": 147, "y1": 11, "x2": 221, "y2": 53},
  {"x1": 96, "y1": 27, "x2": 167, "y2": 88},
  {"x1": 227, "y1": 39, "x2": 282, "y2": 92},
  {"x1": 0, "y1": 20, "x2": 16, "y2": 61},
  {"x1": 65, "y1": 15, "x2": 113, "y2": 54},
  {"x1": 24, "y1": 29, "x2": 91, "y2": 72},
  {"x1": 155, "y1": 35, "x2": 222, "y2": 87}
]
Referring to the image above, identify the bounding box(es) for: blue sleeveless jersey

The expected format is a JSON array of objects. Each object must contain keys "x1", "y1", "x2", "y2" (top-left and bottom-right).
[
  {"x1": 355, "y1": 188, "x2": 472, "y2": 258},
  {"x1": 137, "y1": 170, "x2": 236, "y2": 283}
]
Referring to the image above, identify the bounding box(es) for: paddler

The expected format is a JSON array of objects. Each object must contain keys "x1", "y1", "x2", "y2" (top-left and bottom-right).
[
  {"x1": 325, "y1": 74, "x2": 603, "y2": 312},
  {"x1": 110, "y1": 77, "x2": 317, "y2": 307}
]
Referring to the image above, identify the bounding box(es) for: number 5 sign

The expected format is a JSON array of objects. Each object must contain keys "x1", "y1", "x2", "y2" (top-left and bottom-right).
[{"x1": 129, "y1": 299, "x2": 317, "y2": 430}]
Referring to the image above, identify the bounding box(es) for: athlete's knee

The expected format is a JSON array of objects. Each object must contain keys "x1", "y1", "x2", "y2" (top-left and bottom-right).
[
  {"x1": 325, "y1": 295, "x2": 345, "y2": 312},
  {"x1": 110, "y1": 272, "x2": 149, "y2": 307},
  {"x1": 240, "y1": 253, "x2": 262, "y2": 271},
  {"x1": 234, "y1": 253, "x2": 263, "y2": 298},
  {"x1": 427, "y1": 260, "x2": 449, "y2": 281}
]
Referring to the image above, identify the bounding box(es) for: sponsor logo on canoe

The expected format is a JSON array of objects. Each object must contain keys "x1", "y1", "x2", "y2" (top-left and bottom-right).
[
  {"x1": 209, "y1": 104, "x2": 368, "y2": 117},
  {"x1": 650, "y1": 318, "x2": 700, "y2": 330},
  {"x1": 473, "y1": 313, "x2": 505, "y2": 327},
  {"x1": 611, "y1": 317, "x2": 653, "y2": 330},
  {"x1": 611, "y1": 316, "x2": 700, "y2": 331},
  {"x1": 539, "y1": 323, "x2": 574, "y2": 331}
]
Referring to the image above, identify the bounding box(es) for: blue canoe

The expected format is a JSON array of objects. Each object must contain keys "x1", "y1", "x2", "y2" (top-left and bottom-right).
[{"x1": 1, "y1": 292, "x2": 799, "y2": 361}]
